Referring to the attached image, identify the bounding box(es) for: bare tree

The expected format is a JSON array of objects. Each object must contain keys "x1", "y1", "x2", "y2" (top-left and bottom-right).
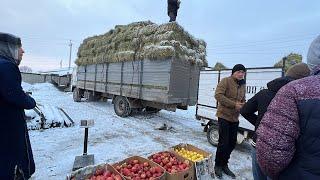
[
  {"x1": 274, "y1": 53, "x2": 302, "y2": 72},
  {"x1": 19, "y1": 66, "x2": 33, "y2": 73},
  {"x1": 213, "y1": 62, "x2": 228, "y2": 70}
]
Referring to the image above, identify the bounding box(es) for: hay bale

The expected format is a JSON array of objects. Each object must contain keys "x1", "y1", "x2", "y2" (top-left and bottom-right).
[
  {"x1": 76, "y1": 21, "x2": 207, "y2": 66},
  {"x1": 139, "y1": 24, "x2": 158, "y2": 36},
  {"x1": 142, "y1": 45, "x2": 176, "y2": 60},
  {"x1": 115, "y1": 51, "x2": 135, "y2": 62}
]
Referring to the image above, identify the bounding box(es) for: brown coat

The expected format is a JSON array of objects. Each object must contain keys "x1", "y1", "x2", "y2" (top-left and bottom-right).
[{"x1": 215, "y1": 76, "x2": 246, "y2": 122}]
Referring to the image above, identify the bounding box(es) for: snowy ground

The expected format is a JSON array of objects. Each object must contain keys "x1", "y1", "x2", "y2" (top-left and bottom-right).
[{"x1": 23, "y1": 83, "x2": 253, "y2": 180}]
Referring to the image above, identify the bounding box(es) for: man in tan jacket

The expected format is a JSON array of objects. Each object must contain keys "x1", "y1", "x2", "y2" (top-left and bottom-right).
[{"x1": 214, "y1": 64, "x2": 246, "y2": 179}]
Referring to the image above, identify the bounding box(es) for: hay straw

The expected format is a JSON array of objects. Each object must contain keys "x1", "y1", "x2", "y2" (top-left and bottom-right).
[{"x1": 75, "y1": 21, "x2": 207, "y2": 66}]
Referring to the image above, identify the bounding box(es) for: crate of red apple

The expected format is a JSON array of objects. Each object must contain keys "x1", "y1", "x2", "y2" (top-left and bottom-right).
[
  {"x1": 68, "y1": 164, "x2": 124, "y2": 180},
  {"x1": 149, "y1": 152, "x2": 194, "y2": 180},
  {"x1": 113, "y1": 156, "x2": 166, "y2": 180},
  {"x1": 90, "y1": 166, "x2": 123, "y2": 180}
]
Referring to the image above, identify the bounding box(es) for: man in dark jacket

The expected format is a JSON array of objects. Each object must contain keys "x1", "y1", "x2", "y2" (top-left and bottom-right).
[
  {"x1": 214, "y1": 64, "x2": 246, "y2": 179},
  {"x1": 167, "y1": 0, "x2": 181, "y2": 22},
  {"x1": 240, "y1": 63, "x2": 310, "y2": 180},
  {"x1": 256, "y1": 35, "x2": 320, "y2": 179},
  {"x1": 0, "y1": 33, "x2": 36, "y2": 179}
]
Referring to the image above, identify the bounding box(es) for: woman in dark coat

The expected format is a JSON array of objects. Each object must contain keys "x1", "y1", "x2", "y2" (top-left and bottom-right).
[
  {"x1": 240, "y1": 63, "x2": 310, "y2": 180},
  {"x1": 0, "y1": 33, "x2": 36, "y2": 179},
  {"x1": 257, "y1": 35, "x2": 320, "y2": 179}
]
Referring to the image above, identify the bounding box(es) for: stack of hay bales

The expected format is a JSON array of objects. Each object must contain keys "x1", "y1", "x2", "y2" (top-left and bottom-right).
[{"x1": 76, "y1": 21, "x2": 207, "y2": 67}]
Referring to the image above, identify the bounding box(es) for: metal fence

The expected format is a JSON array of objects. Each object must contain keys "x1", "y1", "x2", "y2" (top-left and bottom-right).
[{"x1": 21, "y1": 72, "x2": 71, "y2": 87}]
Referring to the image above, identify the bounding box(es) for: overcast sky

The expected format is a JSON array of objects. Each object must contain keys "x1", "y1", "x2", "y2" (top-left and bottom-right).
[{"x1": 1, "y1": 0, "x2": 319, "y2": 71}]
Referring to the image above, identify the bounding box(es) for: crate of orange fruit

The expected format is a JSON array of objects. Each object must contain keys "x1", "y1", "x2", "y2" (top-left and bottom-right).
[{"x1": 170, "y1": 144, "x2": 214, "y2": 180}]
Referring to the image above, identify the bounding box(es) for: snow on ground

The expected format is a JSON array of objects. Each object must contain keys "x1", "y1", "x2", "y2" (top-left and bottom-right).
[
  {"x1": 22, "y1": 82, "x2": 34, "y2": 92},
  {"x1": 24, "y1": 83, "x2": 253, "y2": 180}
]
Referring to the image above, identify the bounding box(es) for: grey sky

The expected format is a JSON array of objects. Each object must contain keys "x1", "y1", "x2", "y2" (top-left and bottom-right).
[{"x1": 1, "y1": 0, "x2": 319, "y2": 71}]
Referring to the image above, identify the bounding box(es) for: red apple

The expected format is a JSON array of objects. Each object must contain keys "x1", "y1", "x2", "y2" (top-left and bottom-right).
[
  {"x1": 96, "y1": 175, "x2": 104, "y2": 180},
  {"x1": 155, "y1": 167, "x2": 163, "y2": 174},
  {"x1": 133, "y1": 160, "x2": 139, "y2": 164},
  {"x1": 132, "y1": 166, "x2": 138, "y2": 173},
  {"x1": 114, "y1": 175, "x2": 122, "y2": 180},
  {"x1": 140, "y1": 173, "x2": 146, "y2": 178},
  {"x1": 146, "y1": 171, "x2": 151, "y2": 178},
  {"x1": 143, "y1": 162, "x2": 149, "y2": 167},
  {"x1": 122, "y1": 168, "x2": 130, "y2": 176},
  {"x1": 104, "y1": 171, "x2": 112, "y2": 177},
  {"x1": 171, "y1": 169, "x2": 178, "y2": 174},
  {"x1": 150, "y1": 167, "x2": 156, "y2": 174},
  {"x1": 182, "y1": 163, "x2": 188, "y2": 169},
  {"x1": 95, "y1": 169, "x2": 104, "y2": 176}
]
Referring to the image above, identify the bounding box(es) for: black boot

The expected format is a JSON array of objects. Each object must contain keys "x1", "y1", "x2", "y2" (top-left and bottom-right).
[
  {"x1": 222, "y1": 166, "x2": 236, "y2": 179},
  {"x1": 214, "y1": 166, "x2": 223, "y2": 179}
]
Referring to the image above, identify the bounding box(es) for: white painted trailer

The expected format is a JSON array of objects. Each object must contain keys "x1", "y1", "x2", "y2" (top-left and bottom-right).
[{"x1": 196, "y1": 67, "x2": 284, "y2": 146}]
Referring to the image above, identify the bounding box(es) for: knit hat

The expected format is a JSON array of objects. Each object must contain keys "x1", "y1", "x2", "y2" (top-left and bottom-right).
[
  {"x1": 232, "y1": 64, "x2": 246, "y2": 74},
  {"x1": 286, "y1": 63, "x2": 310, "y2": 80},
  {"x1": 307, "y1": 35, "x2": 320, "y2": 71}
]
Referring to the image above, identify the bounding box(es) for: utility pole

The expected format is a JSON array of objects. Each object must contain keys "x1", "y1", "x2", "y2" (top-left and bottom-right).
[{"x1": 68, "y1": 40, "x2": 73, "y2": 71}]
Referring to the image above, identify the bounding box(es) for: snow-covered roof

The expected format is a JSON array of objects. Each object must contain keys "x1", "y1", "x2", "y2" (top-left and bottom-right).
[{"x1": 38, "y1": 67, "x2": 74, "y2": 76}]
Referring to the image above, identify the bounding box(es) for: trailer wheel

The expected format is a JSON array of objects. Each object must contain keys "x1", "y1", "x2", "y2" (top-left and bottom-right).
[
  {"x1": 114, "y1": 96, "x2": 132, "y2": 117},
  {"x1": 73, "y1": 88, "x2": 81, "y2": 102},
  {"x1": 207, "y1": 124, "x2": 219, "y2": 146}
]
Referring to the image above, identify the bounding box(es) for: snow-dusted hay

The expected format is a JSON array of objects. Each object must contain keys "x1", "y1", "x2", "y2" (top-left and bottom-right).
[{"x1": 75, "y1": 21, "x2": 207, "y2": 67}]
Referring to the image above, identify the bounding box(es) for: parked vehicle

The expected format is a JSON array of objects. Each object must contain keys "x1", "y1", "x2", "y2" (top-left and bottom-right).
[
  {"x1": 196, "y1": 67, "x2": 283, "y2": 146},
  {"x1": 72, "y1": 58, "x2": 201, "y2": 117}
]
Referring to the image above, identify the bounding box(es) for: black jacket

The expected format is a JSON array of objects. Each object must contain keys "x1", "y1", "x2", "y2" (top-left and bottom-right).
[
  {"x1": 0, "y1": 55, "x2": 36, "y2": 179},
  {"x1": 240, "y1": 76, "x2": 293, "y2": 143},
  {"x1": 167, "y1": 0, "x2": 180, "y2": 15}
]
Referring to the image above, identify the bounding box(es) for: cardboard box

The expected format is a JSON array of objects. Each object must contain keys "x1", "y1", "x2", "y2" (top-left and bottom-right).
[
  {"x1": 170, "y1": 144, "x2": 214, "y2": 180},
  {"x1": 170, "y1": 144, "x2": 211, "y2": 160},
  {"x1": 148, "y1": 151, "x2": 195, "y2": 180},
  {"x1": 113, "y1": 156, "x2": 166, "y2": 180},
  {"x1": 67, "y1": 163, "x2": 125, "y2": 180}
]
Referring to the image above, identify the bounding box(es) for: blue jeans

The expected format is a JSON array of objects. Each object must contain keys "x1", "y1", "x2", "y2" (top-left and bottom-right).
[{"x1": 251, "y1": 146, "x2": 269, "y2": 180}]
